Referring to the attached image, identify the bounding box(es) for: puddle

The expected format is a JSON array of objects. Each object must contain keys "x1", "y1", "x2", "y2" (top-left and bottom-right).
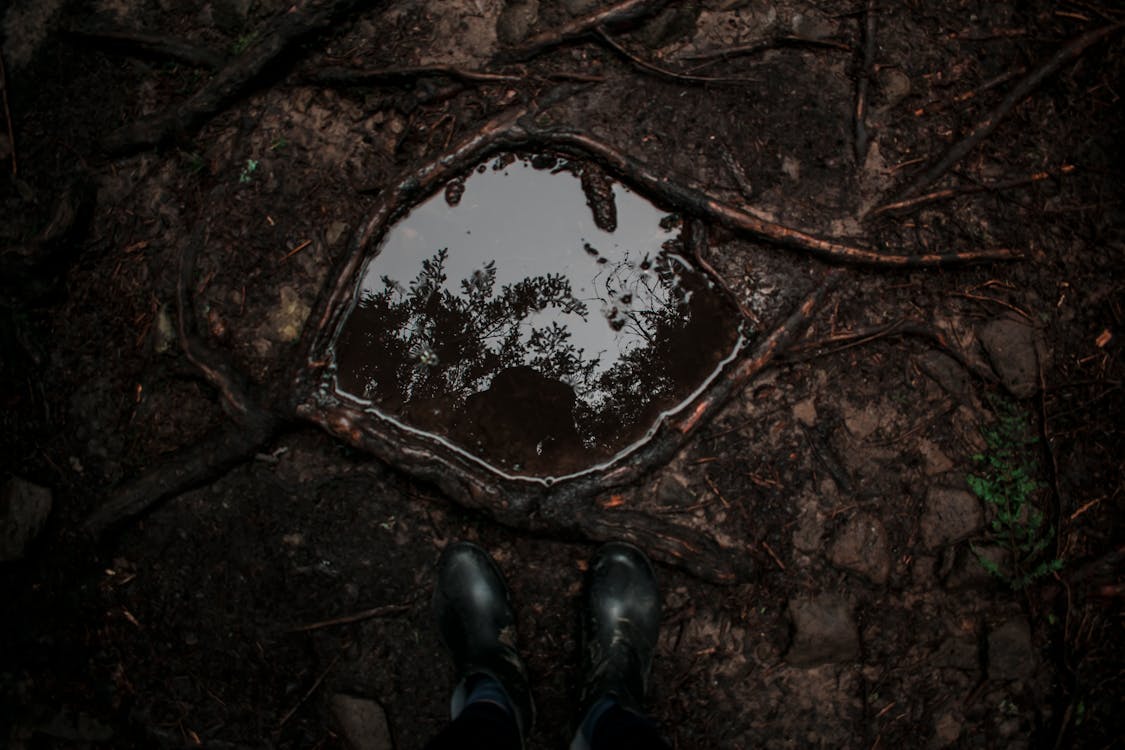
[{"x1": 331, "y1": 153, "x2": 744, "y2": 478}]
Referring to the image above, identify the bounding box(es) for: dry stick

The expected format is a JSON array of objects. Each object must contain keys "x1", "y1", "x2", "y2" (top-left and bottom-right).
[
  {"x1": 66, "y1": 28, "x2": 226, "y2": 69},
  {"x1": 102, "y1": 0, "x2": 369, "y2": 153},
  {"x1": 854, "y1": 0, "x2": 877, "y2": 162},
  {"x1": 496, "y1": 0, "x2": 671, "y2": 62},
  {"x1": 289, "y1": 602, "x2": 414, "y2": 632},
  {"x1": 891, "y1": 22, "x2": 1125, "y2": 201},
  {"x1": 593, "y1": 27, "x2": 758, "y2": 85},
  {"x1": 276, "y1": 653, "x2": 340, "y2": 729},
  {"x1": 541, "y1": 130, "x2": 1019, "y2": 267},
  {"x1": 868, "y1": 165, "x2": 1076, "y2": 217},
  {"x1": 0, "y1": 52, "x2": 15, "y2": 176}
]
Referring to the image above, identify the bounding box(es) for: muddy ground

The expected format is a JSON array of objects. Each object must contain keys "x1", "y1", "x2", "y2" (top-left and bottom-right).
[{"x1": 1, "y1": 1, "x2": 1123, "y2": 748}]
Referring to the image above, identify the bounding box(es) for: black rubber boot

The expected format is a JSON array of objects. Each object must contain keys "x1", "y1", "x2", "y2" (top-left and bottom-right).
[
  {"x1": 579, "y1": 542, "x2": 662, "y2": 717},
  {"x1": 432, "y1": 541, "x2": 534, "y2": 741}
]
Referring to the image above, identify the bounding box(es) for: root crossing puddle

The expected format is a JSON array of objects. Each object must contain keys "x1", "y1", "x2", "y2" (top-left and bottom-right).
[{"x1": 332, "y1": 153, "x2": 743, "y2": 477}]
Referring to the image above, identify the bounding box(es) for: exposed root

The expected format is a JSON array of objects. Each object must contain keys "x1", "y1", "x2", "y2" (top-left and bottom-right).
[
  {"x1": 785, "y1": 317, "x2": 997, "y2": 384},
  {"x1": 867, "y1": 165, "x2": 1076, "y2": 218},
  {"x1": 102, "y1": 0, "x2": 368, "y2": 153},
  {"x1": 539, "y1": 129, "x2": 1021, "y2": 267},
  {"x1": 0, "y1": 52, "x2": 16, "y2": 176},
  {"x1": 593, "y1": 27, "x2": 759, "y2": 85},
  {"x1": 66, "y1": 28, "x2": 226, "y2": 70},
  {"x1": 496, "y1": 0, "x2": 670, "y2": 62},
  {"x1": 889, "y1": 22, "x2": 1124, "y2": 202},
  {"x1": 83, "y1": 417, "x2": 280, "y2": 536}
]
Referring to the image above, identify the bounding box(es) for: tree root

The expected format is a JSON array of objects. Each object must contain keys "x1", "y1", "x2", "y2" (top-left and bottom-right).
[
  {"x1": 495, "y1": 0, "x2": 671, "y2": 63},
  {"x1": 535, "y1": 129, "x2": 1020, "y2": 267},
  {"x1": 66, "y1": 28, "x2": 226, "y2": 70},
  {"x1": 888, "y1": 22, "x2": 1124, "y2": 202},
  {"x1": 867, "y1": 165, "x2": 1076, "y2": 218},
  {"x1": 853, "y1": 0, "x2": 877, "y2": 162},
  {"x1": 101, "y1": 0, "x2": 369, "y2": 153}
]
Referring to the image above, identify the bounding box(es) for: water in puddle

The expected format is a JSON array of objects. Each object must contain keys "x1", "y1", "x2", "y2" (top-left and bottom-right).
[{"x1": 332, "y1": 153, "x2": 744, "y2": 478}]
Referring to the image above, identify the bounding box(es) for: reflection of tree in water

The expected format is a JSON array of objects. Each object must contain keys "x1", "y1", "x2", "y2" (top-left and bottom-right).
[{"x1": 334, "y1": 245, "x2": 737, "y2": 471}]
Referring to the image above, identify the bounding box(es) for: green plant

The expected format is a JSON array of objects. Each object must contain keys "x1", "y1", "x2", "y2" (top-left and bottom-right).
[
  {"x1": 238, "y1": 158, "x2": 259, "y2": 184},
  {"x1": 968, "y1": 396, "x2": 1062, "y2": 589},
  {"x1": 231, "y1": 32, "x2": 258, "y2": 55}
]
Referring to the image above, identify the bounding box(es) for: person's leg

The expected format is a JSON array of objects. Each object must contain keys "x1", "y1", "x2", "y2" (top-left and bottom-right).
[
  {"x1": 571, "y1": 542, "x2": 671, "y2": 750},
  {"x1": 426, "y1": 542, "x2": 533, "y2": 749}
]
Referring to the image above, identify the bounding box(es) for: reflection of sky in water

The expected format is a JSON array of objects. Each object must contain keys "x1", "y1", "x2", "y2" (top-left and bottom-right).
[{"x1": 355, "y1": 159, "x2": 679, "y2": 389}]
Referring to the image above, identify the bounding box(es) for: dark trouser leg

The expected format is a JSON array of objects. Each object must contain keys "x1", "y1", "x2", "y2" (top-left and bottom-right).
[{"x1": 425, "y1": 700, "x2": 521, "y2": 750}]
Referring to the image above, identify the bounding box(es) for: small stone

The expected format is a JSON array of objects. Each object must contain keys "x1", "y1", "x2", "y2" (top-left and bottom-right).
[
  {"x1": 878, "y1": 69, "x2": 912, "y2": 110},
  {"x1": 828, "y1": 514, "x2": 890, "y2": 585},
  {"x1": 326, "y1": 221, "x2": 349, "y2": 247},
  {"x1": 331, "y1": 694, "x2": 392, "y2": 750},
  {"x1": 978, "y1": 317, "x2": 1043, "y2": 399},
  {"x1": 1, "y1": 477, "x2": 53, "y2": 561},
  {"x1": 988, "y1": 617, "x2": 1035, "y2": 680},
  {"x1": 793, "y1": 397, "x2": 817, "y2": 427},
  {"x1": 497, "y1": 0, "x2": 539, "y2": 46},
  {"x1": 654, "y1": 475, "x2": 693, "y2": 506},
  {"x1": 563, "y1": 0, "x2": 598, "y2": 14},
  {"x1": 269, "y1": 285, "x2": 310, "y2": 343},
  {"x1": 917, "y1": 438, "x2": 954, "y2": 476},
  {"x1": 785, "y1": 594, "x2": 859, "y2": 667},
  {"x1": 921, "y1": 487, "x2": 982, "y2": 549},
  {"x1": 792, "y1": 494, "x2": 824, "y2": 553},
  {"x1": 943, "y1": 544, "x2": 1009, "y2": 590},
  {"x1": 932, "y1": 711, "x2": 963, "y2": 747},
  {"x1": 915, "y1": 351, "x2": 972, "y2": 401},
  {"x1": 781, "y1": 155, "x2": 801, "y2": 181}
]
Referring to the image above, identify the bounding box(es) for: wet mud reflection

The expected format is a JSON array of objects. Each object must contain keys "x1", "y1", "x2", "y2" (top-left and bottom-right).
[{"x1": 332, "y1": 154, "x2": 744, "y2": 477}]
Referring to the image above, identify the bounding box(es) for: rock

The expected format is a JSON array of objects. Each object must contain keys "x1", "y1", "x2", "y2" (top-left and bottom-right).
[
  {"x1": 793, "y1": 397, "x2": 817, "y2": 427},
  {"x1": 562, "y1": 0, "x2": 598, "y2": 14},
  {"x1": 921, "y1": 487, "x2": 982, "y2": 549},
  {"x1": 785, "y1": 594, "x2": 859, "y2": 667},
  {"x1": 497, "y1": 0, "x2": 539, "y2": 46},
  {"x1": 932, "y1": 711, "x2": 964, "y2": 747},
  {"x1": 331, "y1": 694, "x2": 392, "y2": 750},
  {"x1": 917, "y1": 438, "x2": 954, "y2": 476},
  {"x1": 978, "y1": 317, "x2": 1043, "y2": 399},
  {"x1": 1, "y1": 477, "x2": 53, "y2": 561},
  {"x1": 943, "y1": 544, "x2": 1009, "y2": 590},
  {"x1": 988, "y1": 618, "x2": 1035, "y2": 680},
  {"x1": 791, "y1": 492, "x2": 824, "y2": 553},
  {"x1": 654, "y1": 475, "x2": 693, "y2": 506},
  {"x1": 828, "y1": 514, "x2": 890, "y2": 585},
  {"x1": 269, "y1": 285, "x2": 310, "y2": 343},
  {"x1": 915, "y1": 351, "x2": 971, "y2": 401}
]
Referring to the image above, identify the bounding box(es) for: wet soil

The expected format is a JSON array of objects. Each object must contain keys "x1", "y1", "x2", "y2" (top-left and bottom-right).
[{"x1": 2, "y1": 1, "x2": 1123, "y2": 749}]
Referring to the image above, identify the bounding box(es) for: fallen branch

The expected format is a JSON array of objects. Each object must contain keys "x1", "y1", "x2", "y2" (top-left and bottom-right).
[
  {"x1": 868, "y1": 165, "x2": 1076, "y2": 218},
  {"x1": 496, "y1": 0, "x2": 670, "y2": 62},
  {"x1": 854, "y1": 0, "x2": 877, "y2": 162},
  {"x1": 102, "y1": 0, "x2": 369, "y2": 153},
  {"x1": 66, "y1": 28, "x2": 226, "y2": 70},
  {"x1": 890, "y1": 22, "x2": 1124, "y2": 201},
  {"x1": 539, "y1": 129, "x2": 1020, "y2": 267}
]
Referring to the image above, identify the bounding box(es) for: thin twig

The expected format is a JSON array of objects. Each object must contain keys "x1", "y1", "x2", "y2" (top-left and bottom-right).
[
  {"x1": 307, "y1": 64, "x2": 526, "y2": 86},
  {"x1": 593, "y1": 27, "x2": 758, "y2": 85},
  {"x1": 867, "y1": 165, "x2": 1076, "y2": 218},
  {"x1": 289, "y1": 602, "x2": 413, "y2": 632},
  {"x1": 276, "y1": 653, "x2": 340, "y2": 729},
  {"x1": 682, "y1": 36, "x2": 852, "y2": 64},
  {"x1": 0, "y1": 52, "x2": 16, "y2": 176},
  {"x1": 891, "y1": 22, "x2": 1124, "y2": 200}
]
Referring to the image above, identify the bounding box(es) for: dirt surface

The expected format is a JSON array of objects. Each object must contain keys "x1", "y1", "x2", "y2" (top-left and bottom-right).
[{"x1": 2, "y1": 1, "x2": 1123, "y2": 748}]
